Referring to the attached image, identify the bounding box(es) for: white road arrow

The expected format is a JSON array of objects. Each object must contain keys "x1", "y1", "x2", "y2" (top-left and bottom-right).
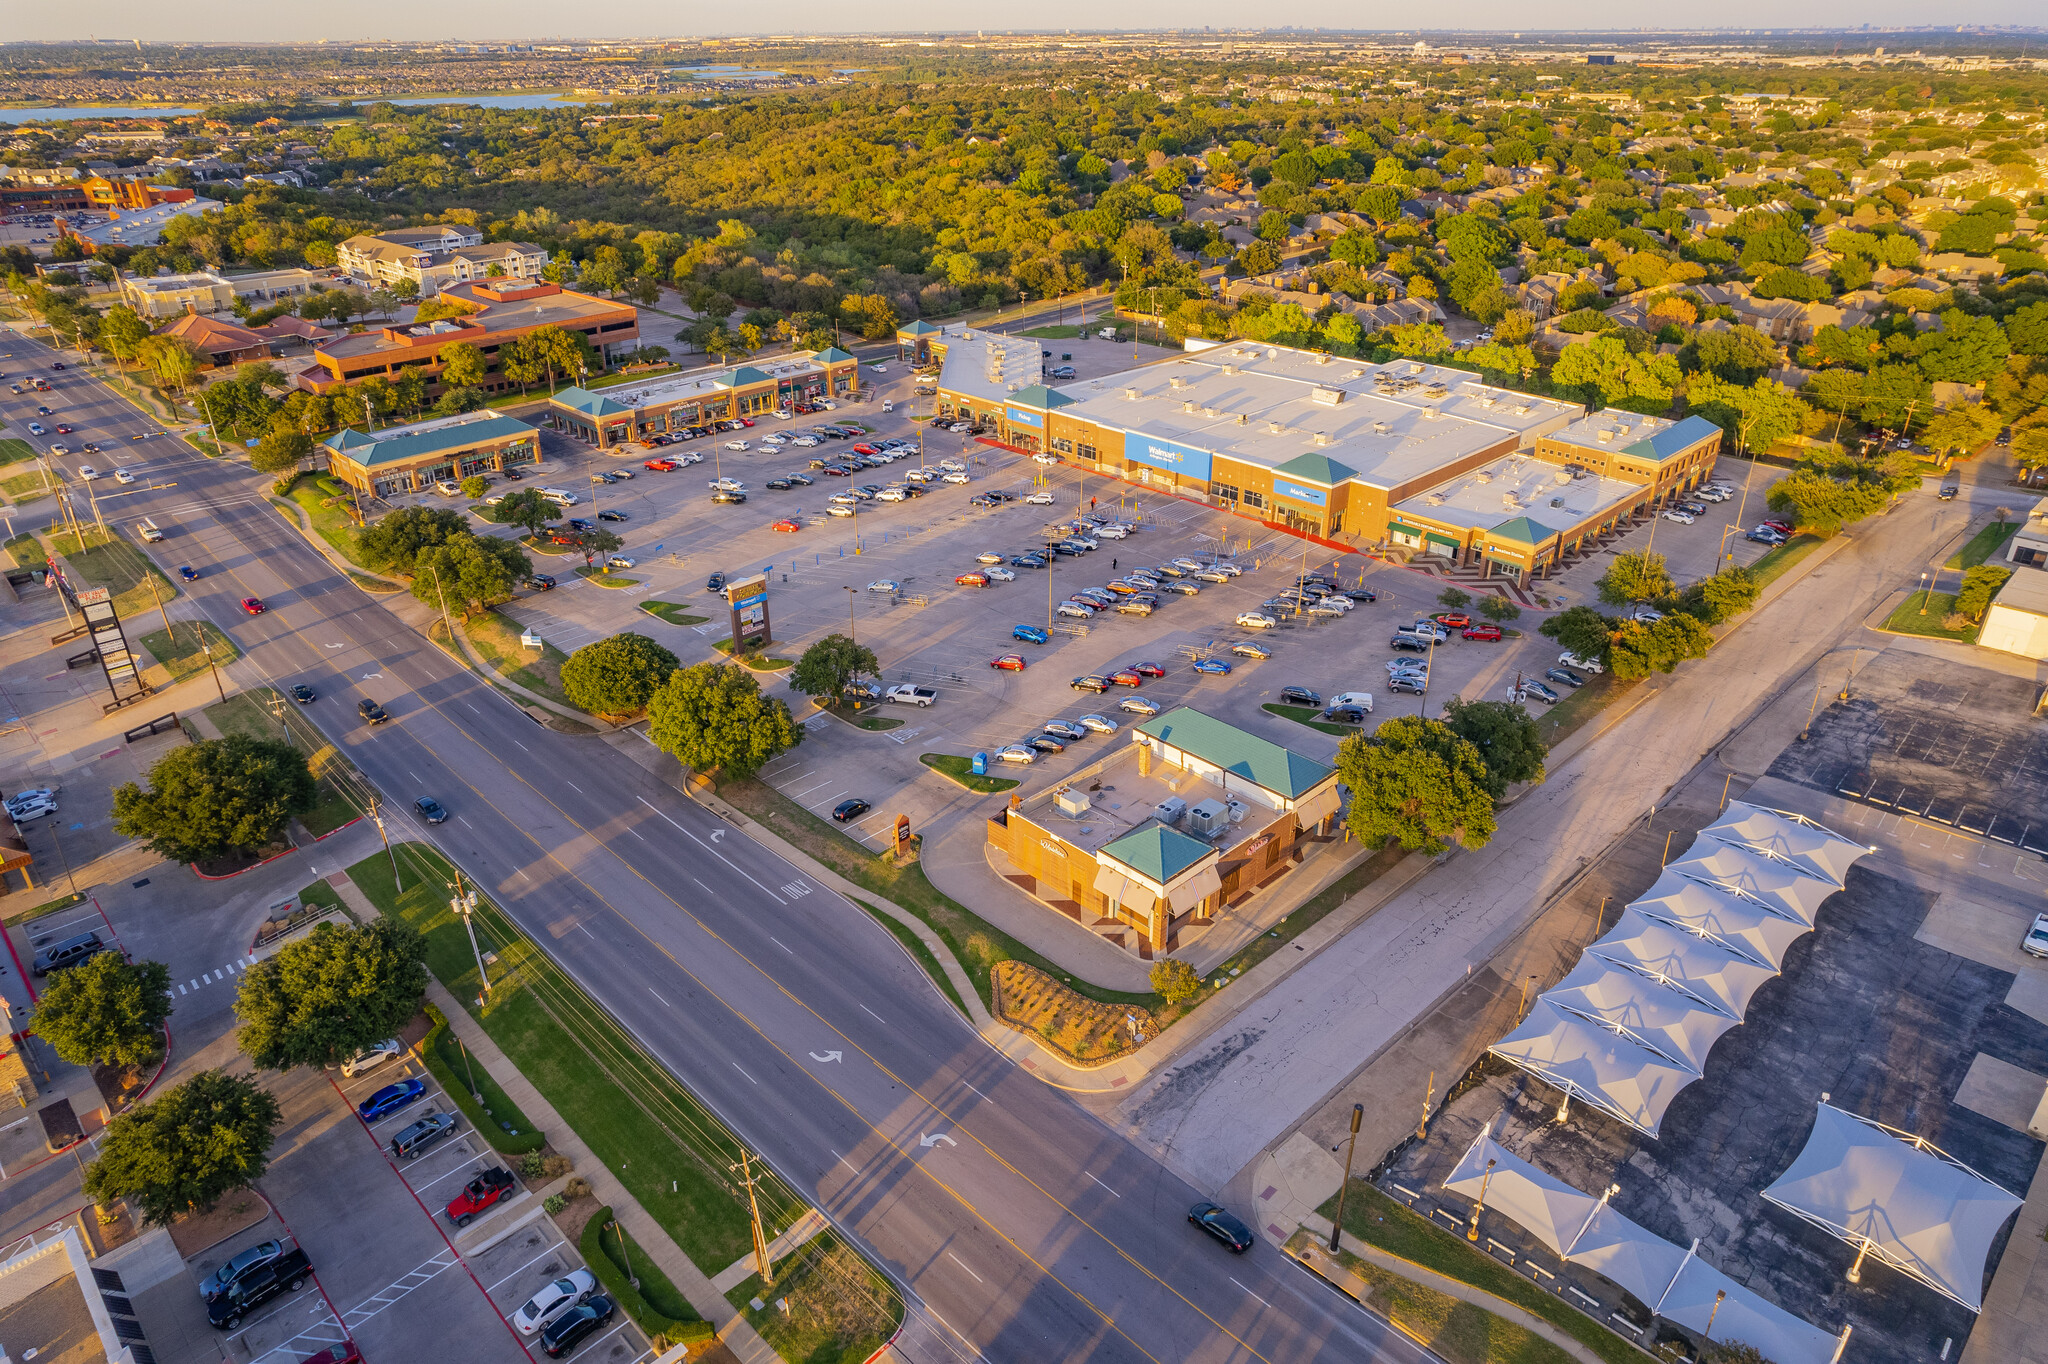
[
  {"x1": 361, "y1": 671, "x2": 384, "y2": 680},
  {"x1": 920, "y1": 1133, "x2": 957, "y2": 1149},
  {"x1": 809, "y1": 1051, "x2": 843, "y2": 1064},
  {"x1": 710, "y1": 830, "x2": 726, "y2": 843}
]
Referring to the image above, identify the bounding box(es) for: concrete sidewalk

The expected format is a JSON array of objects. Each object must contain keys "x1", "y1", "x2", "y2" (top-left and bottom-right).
[{"x1": 324, "y1": 865, "x2": 781, "y2": 1364}]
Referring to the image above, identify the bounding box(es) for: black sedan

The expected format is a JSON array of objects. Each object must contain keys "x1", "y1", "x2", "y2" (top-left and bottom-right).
[
  {"x1": 1343, "y1": 587, "x2": 1379, "y2": 602},
  {"x1": 765, "y1": 478, "x2": 793, "y2": 491},
  {"x1": 540, "y1": 1295, "x2": 616, "y2": 1359},
  {"x1": 415, "y1": 797, "x2": 449, "y2": 824},
  {"x1": 357, "y1": 699, "x2": 389, "y2": 725},
  {"x1": 1188, "y1": 1201, "x2": 1255, "y2": 1253},
  {"x1": 1070, "y1": 675, "x2": 1113, "y2": 693},
  {"x1": 289, "y1": 684, "x2": 316, "y2": 705},
  {"x1": 1027, "y1": 734, "x2": 1066, "y2": 753},
  {"x1": 832, "y1": 798, "x2": 871, "y2": 823},
  {"x1": 706, "y1": 572, "x2": 727, "y2": 594},
  {"x1": 597, "y1": 509, "x2": 629, "y2": 522},
  {"x1": 1279, "y1": 686, "x2": 1321, "y2": 707}
]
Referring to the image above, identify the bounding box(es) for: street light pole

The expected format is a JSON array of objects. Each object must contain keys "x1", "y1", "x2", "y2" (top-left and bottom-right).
[
  {"x1": 843, "y1": 585, "x2": 856, "y2": 646},
  {"x1": 1466, "y1": 1158, "x2": 1497, "y2": 1242},
  {"x1": 1328, "y1": 1103, "x2": 1364, "y2": 1253}
]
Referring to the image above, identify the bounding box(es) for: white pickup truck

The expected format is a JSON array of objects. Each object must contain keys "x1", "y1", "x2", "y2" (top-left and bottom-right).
[
  {"x1": 136, "y1": 518, "x2": 164, "y2": 543},
  {"x1": 885, "y1": 685, "x2": 938, "y2": 707}
]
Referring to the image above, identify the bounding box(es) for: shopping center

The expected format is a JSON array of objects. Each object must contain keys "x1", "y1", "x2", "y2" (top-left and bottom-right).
[{"x1": 544, "y1": 348, "x2": 862, "y2": 448}]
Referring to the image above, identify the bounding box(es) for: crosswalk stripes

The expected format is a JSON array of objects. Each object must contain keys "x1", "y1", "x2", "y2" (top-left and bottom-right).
[{"x1": 177, "y1": 954, "x2": 258, "y2": 996}]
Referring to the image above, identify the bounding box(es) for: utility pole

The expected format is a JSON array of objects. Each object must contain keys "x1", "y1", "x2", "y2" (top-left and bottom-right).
[
  {"x1": 1465, "y1": 1158, "x2": 1497, "y2": 1242},
  {"x1": 450, "y1": 867, "x2": 491, "y2": 1002},
  {"x1": 368, "y1": 795, "x2": 401, "y2": 893},
  {"x1": 1417, "y1": 1069, "x2": 1435, "y2": 1140},
  {"x1": 264, "y1": 687, "x2": 292, "y2": 745},
  {"x1": 735, "y1": 1148, "x2": 775, "y2": 1286},
  {"x1": 1328, "y1": 1103, "x2": 1364, "y2": 1252}
]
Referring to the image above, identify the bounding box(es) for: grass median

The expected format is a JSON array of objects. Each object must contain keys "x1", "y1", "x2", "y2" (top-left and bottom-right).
[
  {"x1": 1882, "y1": 590, "x2": 1979, "y2": 642},
  {"x1": 203, "y1": 690, "x2": 363, "y2": 838},
  {"x1": 349, "y1": 842, "x2": 777, "y2": 1275},
  {"x1": 917, "y1": 753, "x2": 1018, "y2": 793},
  {"x1": 49, "y1": 525, "x2": 177, "y2": 618},
  {"x1": 1748, "y1": 532, "x2": 1824, "y2": 587},
  {"x1": 723, "y1": 1227, "x2": 901, "y2": 1364},
  {"x1": 137, "y1": 620, "x2": 240, "y2": 689},
  {"x1": 1946, "y1": 518, "x2": 2021, "y2": 570},
  {"x1": 639, "y1": 600, "x2": 709, "y2": 627},
  {"x1": 1320, "y1": 1182, "x2": 1640, "y2": 1364},
  {"x1": 1260, "y1": 701, "x2": 1355, "y2": 737},
  {"x1": 273, "y1": 472, "x2": 368, "y2": 566}
]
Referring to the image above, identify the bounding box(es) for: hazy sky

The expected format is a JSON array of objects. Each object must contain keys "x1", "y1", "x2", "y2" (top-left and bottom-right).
[{"x1": 21, "y1": 1, "x2": 2046, "y2": 45}]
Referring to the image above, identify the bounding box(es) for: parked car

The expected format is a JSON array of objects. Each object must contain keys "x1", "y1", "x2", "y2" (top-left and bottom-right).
[
  {"x1": 389, "y1": 1111, "x2": 458, "y2": 1160},
  {"x1": 340, "y1": 1039, "x2": 403, "y2": 1078},
  {"x1": 1662, "y1": 509, "x2": 1695, "y2": 524},
  {"x1": 1390, "y1": 635, "x2": 1430, "y2": 653},
  {"x1": 527, "y1": 574, "x2": 557, "y2": 591},
  {"x1": 1012, "y1": 625, "x2": 1050, "y2": 644},
  {"x1": 1231, "y1": 640, "x2": 1274, "y2": 660},
  {"x1": 989, "y1": 653, "x2": 1027, "y2": 671},
  {"x1": 1559, "y1": 651, "x2": 1604, "y2": 675},
  {"x1": 885, "y1": 685, "x2": 937, "y2": 706},
  {"x1": 446, "y1": 1167, "x2": 516, "y2": 1227},
  {"x1": 1279, "y1": 686, "x2": 1321, "y2": 706},
  {"x1": 706, "y1": 572, "x2": 727, "y2": 594},
  {"x1": 1077, "y1": 714, "x2": 1118, "y2": 734},
  {"x1": 536, "y1": 1294, "x2": 614, "y2": 1351},
  {"x1": 1192, "y1": 658, "x2": 1232, "y2": 676},
  {"x1": 1236, "y1": 612, "x2": 1278, "y2": 630},
  {"x1": 2024, "y1": 914, "x2": 2048, "y2": 959},
  {"x1": 1043, "y1": 720, "x2": 1087, "y2": 741},
  {"x1": 513, "y1": 1270, "x2": 599, "y2": 1336},
  {"x1": 1027, "y1": 733, "x2": 1066, "y2": 753},
  {"x1": 1055, "y1": 602, "x2": 1095, "y2": 620},
  {"x1": 1546, "y1": 667, "x2": 1587, "y2": 689},
  {"x1": 357, "y1": 1077, "x2": 426, "y2": 1122},
  {"x1": 1515, "y1": 679, "x2": 1562, "y2": 705},
  {"x1": 1070, "y1": 675, "x2": 1112, "y2": 693},
  {"x1": 598, "y1": 509, "x2": 629, "y2": 521},
  {"x1": 199, "y1": 1239, "x2": 286, "y2": 1302},
  {"x1": 994, "y1": 745, "x2": 1037, "y2": 765},
  {"x1": 1118, "y1": 695, "x2": 1160, "y2": 716},
  {"x1": 208, "y1": 1248, "x2": 313, "y2": 1329},
  {"x1": 956, "y1": 571, "x2": 990, "y2": 587},
  {"x1": 1188, "y1": 1201, "x2": 1256, "y2": 1253},
  {"x1": 832, "y1": 799, "x2": 871, "y2": 823}
]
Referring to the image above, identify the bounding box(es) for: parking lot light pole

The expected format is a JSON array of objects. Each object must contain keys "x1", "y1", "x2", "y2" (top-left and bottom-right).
[
  {"x1": 1465, "y1": 1159, "x2": 1496, "y2": 1242},
  {"x1": 843, "y1": 585, "x2": 857, "y2": 646}
]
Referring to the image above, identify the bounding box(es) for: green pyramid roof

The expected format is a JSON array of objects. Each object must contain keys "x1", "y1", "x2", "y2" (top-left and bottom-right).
[
  {"x1": 1101, "y1": 824, "x2": 1216, "y2": 886},
  {"x1": 1622, "y1": 414, "x2": 1723, "y2": 462},
  {"x1": 1271, "y1": 452, "x2": 1359, "y2": 486},
  {"x1": 549, "y1": 386, "x2": 633, "y2": 418},
  {"x1": 896, "y1": 320, "x2": 943, "y2": 336},
  {"x1": 1137, "y1": 707, "x2": 1334, "y2": 800},
  {"x1": 1002, "y1": 384, "x2": 1076, "y2": 411},
  {"x1": 1487, "y1": 515, "x2": 1561, "y2": 545},
  {"x1": 814, "y1": 346, "x2": 856, "y2": 363}
]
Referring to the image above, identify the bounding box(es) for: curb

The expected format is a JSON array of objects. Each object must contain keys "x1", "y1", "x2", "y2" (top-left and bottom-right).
[{"x1": 190, "y1": 841, "x2": 299, "y2": 881}]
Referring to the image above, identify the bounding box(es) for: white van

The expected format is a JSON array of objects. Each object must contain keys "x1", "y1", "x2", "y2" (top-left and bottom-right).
[
  {"x1": 1328, "y1": 692, "x2": 1375, "y2": 713},
  {"x1": 538, "y1": 488, "x2": 579, "y2": 506}
]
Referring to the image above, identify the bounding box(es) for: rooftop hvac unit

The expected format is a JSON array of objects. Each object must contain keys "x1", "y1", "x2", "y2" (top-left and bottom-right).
[
  {"x1": 1054, "y1": 787, "x2": 1092, "y2": 817},
  {"x1": 1202, "y1": 406, "x2": 1220, "y2": 418},
  {"x1": 1221, "y1": 363, "x2": 1239, "y2": 376},
  {"x1": 1555, "y1": 470, "x2": 1573, "y2": 484},
  {"x1": 1170, "y1": 375, "x2": 1188, "y2": 388},
  {"x1": 1154, "y1": 796, "x2": 1187, "y2": 826},
  {"x1": 1422, "y1": 407, "x2": 1442, "y2": 421},
  {"x1": 1424, "y1": 491, "x2": 1447, "y2": 505},
  {"x1": 1479, "y1": 394, "x2": 1498, "y2": 408},
  {"x1": 1550, "y1": 496, "x2": 1566, "y2": 507},
  {"x1": 1313, "y1": 432, "x2": 1332, "y2": 446},
  {"x1": 1309, "y1": 385, "x2": 1344, "y2": 407},
  {"x1": 1225, "y1": 799, "x2": 1248, "y2": 824},
  {"x1": 1372, "y1": 420, "x2": 1391, "y2": 435},
  {"x1": 1234, "y1": 412, "x2": 1249, "y2": 425},
  {"x1": 1473, "y1": 470, "x2": 1493, "y2": 484},
  {"x1": 1503, "y1": 493, "x2": 1521, "y2": 509},
  {"x1": 1183, "y1": 400, "x2": 1198, "y2": 413},
  {"x1": 1314, "y1": 352, "x2": 1332, "y2": 365},
  {"x1": 1514, "y1": 404, "x2": 1533, "y2": 416},
  {"x1": 1186, "y1": 799, "x2": 1230, "y2": 839},
  {"x1": 1268, "y1": 421, "x2": 1288, "y2": 434},
  {"x1": 1123, "y1": 386, "x2": 1142, "y2": 401},
  {"x1": 1597, "y1": 429, "x2": 1614, "y2": 443},
  {"x1": 1407, "y1": 363, "x2": 1425, "y2": 375}
]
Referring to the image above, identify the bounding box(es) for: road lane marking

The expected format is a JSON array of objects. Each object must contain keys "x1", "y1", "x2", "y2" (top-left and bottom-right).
[
  {"x1": 734, "y1": 1063, "x2": 757, "y2": 1085},
  {"x1": 1229, "y1": 1277, "x2": 1271, "y2": 1308},
  {"x1": 635, "y1": 796, "x2": 784, "y2": 903},
  {"x1": 1087, "y1": 1173, "x2": 1119, "y2": 1198},
  {"x1": 769, "y1": 936, "x2": 793, "y2": 954},
  {"x1": 946, "y1": 1252, "x2": 983, "y2": 1283},
  {"x1": 649, "y1": 988, "x2": 670, "y2": 1008},
  {"x1": 859, "y1": 1003, "x2": 886, "y2": 1023},
  {"x1": 567, "y1": 781, "x2": 582, "y2": 793}
]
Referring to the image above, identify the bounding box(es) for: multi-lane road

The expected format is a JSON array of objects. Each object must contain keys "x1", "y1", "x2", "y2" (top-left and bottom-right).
[{"x1": 0, "y1": 331, "x2": 1427, "y2": 1364}]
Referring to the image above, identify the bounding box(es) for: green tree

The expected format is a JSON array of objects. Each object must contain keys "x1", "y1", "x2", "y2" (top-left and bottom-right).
[
  {"x1": 648, "y1": 663, "x2": 802, "y2": 778},
  {"x1": 98, "y1": 303, "x2": 153, "y2": 364},
  {"x1": 1149, "y1": 958, "x2": 1202, "y2": 1004},
  {"x1": 1684, "y1": 373, "x2": 1810, "y2": 454},
  {"x1": 576, "y1": 527, "x2": 625, "y2": 571},
  {"x1": 839, "y1": 293, "x2": 900, "y2": 340},
  {"x1": 1608, "y1": 615, "x2": 1714, "y2": 681},
  {"x1": 1386, "y1": 321, "x2": 1451, "y2": 358},
  {"x1": 1440, "y1": 697, "x2": 1547, "y2": 801},
  {"x1": 357, "y1": 505, "x2": 467, "y2": 575},
  {"x1": 2007, "y1": 301, "x2": 2048, "y2": 357},
  {"x1": 1955, "y1": 564, "x2": 2012, "y2": 621},
  {"x1": 790, "y1": 633, "x2": 880, "y2": 702},
  {"x1": 438, "y1": 340, "x2": 489, "y2": 388},
  {"x1": 495, "y1": 488, "x2": 560, "y2": 537},
  {"x1": 460, "y1": 474, "x2": 490, "y2": 499},
  {"x1": 234, "y1": 918, "x2": 429, "y2": 1071},
  {"x1": 1539, "y1": 605, "x2": 1617, "y2": 664},
  {"x1": 1355, "y1": 185, "x2": 1402, "y2": 224},
  {"x1": 1915, "y1": 310, "x2": 2011, "y2": 385},
  {"x1": 412, "y1": 532, "x2": 530, "y2": 617},
  {"x1": 1921, "y1": 402, "x2": 2001, "y2": 458},
  {"x1": 1437, "y1": 588, "x2": 1471, "y2": 610},
  {"x1": 1330, "y1": 230, "x2": 1380, "y2": 267},
  {"x1": 249, "y1": 429, "x2": 312, "y2": 486},
  {"x1": 560, "y1": 632, "x2": 680, "y2": 719},
  {"x1": 1477, "y1": 596, "x2": 1521, "y2": 623},
  {"x1": 1676, "y1": 567, "x2": 1762, "y2": 625},
  {"x1": 1551, "y1": 335, "x2": 1680, "y2": 411},
  {"x1": 111, "y1": 736, "x2": 315, "y2": 865},
  {"x1": 1336, "y1": 717, "x2": 1497, "y2": 856},
  {"x1": 1765, "y1": 470, "x2": 1890, "y2": 536},
  {"x1": 499, "y1": 336, "x2": 546, "y2": 394},
  {"x1": 30, "y1": 953, "x2": 173, "y2": 1069},
  {"x1": 1596, "y1": 550, "x2": 1675, "y2": 607},
  {"x1": 83, "y1": 1070, "x2": 283, "y2": 1228},
  {"x1": 1681, "y1": 327, "x2": 1781, "y2": 385}
]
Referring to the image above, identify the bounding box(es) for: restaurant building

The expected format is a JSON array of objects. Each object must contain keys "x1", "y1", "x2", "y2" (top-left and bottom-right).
[
  {"x1": 917, "y1": 327, "x2": 1722, "y2": 580},
  {"x1": 544, "y1": 348, "x2": 861, "y2": 449},
  {"x1": 321, "y1": 412, "x2": 541, "y2": 498},
  {"x1": 986, "y1": 708, "x2": 1343, "y2": 958}
]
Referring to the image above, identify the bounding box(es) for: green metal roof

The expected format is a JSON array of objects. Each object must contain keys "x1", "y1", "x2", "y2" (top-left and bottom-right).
[
  {"x1": 1270, "y1": 452, "x2": 1359, "y2": 487},
  {"x1": 814, "y1": 346, "x2": 856, "y2": 363},
  {"x1": 1102, "y1": 824, "x2": 1215, "y2": 886},
  {"x1": 322, "y1": 427, "x2": 380, "y2": 454},
  {"x1": 897, "y1": 320, "x2": 943, "y2": 336},
  {"x1": 327, "y1": 416, "x2": 537, "y2": 469},
  {"x1": 1487, "y1": 515, "x2": 1560, "y2": 545},
  {"x1": 717, "y1": 365, "x2": 773, "y2": 389},
  {"x1": 1622, "y1": 414, "x2": 1723, "y2": 462},
  {"x1": 1003, "y1": 384, "x2": 1076, "y2": 411},
  {"x1": 549, "y1": 386, "x2": 633, "y2": 418},
  {"x1": 1136, "y1": 707, "x2": 1335, "y2": 801}
]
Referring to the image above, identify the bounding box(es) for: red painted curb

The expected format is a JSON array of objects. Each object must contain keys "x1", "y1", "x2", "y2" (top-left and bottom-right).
[
  {"x1": 312, "y1": 817, "x2": 364, "y2": 843},
  {"x1": 133, "y1": 1024, "x2": 172, "y2": 1106},
  {"x1": 190, "y1": 843, "x2": 299, "y2": 881},
  {"x1": 861, "y1": 1319, "x2": 906, "y2": 1364},
  {"x1": 3, "y1": 922, "x2": 37, "y2": 1004}
]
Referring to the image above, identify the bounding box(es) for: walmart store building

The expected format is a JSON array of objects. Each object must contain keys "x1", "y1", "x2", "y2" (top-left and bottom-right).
[{"x1": 918, "y1": 326, "x2": 1723, "y2": 583}]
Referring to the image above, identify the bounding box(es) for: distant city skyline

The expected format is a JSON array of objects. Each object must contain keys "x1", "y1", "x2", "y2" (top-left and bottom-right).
[{"x1": 17, "y1": 4, "x2": 2048, "y2": 45}]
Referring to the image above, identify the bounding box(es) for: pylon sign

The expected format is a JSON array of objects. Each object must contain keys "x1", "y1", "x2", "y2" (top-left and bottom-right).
[{"x1": 77, "y1": 587, "x2": 154, "y2": 714}]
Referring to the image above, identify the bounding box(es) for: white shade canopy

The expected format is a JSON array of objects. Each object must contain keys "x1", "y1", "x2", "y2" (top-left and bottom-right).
[
  {"x1": 1702, "y1": 801, "x2": 1870, "y2": 887},
  {"x1": 1493, "y1": 807, "x2": 1867, "y2": 1137},
  {"x1": 1762, "y1": 1104, "x2": 2023, "y2": 1312},
  {"x1": 1443, "y1": 1128, "x2": 1846, "y2": 1363}
]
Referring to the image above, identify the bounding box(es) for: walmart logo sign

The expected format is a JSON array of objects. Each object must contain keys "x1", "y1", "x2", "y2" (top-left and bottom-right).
[{"x1": 1125, "y1": 431, "x2": 1212, "y2": 481}]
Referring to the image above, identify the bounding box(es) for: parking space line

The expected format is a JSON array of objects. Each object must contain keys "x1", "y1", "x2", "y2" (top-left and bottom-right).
[
  {"x1": 486, "y1": 1239, "x2": 570, "y2": 1293},
  {"x1": 562, "y1": 1320, "x2": 631, "y2": 1361},
  {"x1": 414, "y1": 1158, "x2": 490, "y2": 1196}
]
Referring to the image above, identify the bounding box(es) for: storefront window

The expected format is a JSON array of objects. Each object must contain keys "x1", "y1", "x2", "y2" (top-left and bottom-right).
[
  {"x1": 1241, "y1": 489, "x2": 1264, "y2": 510},
  {"x1": 1051, "y1": 437, "x2": 1074, "y2": 454},
  {"x1": 1391, "y1": 528, "x2": 1422, "y2": 549},
  {"x1": 1209, "y1": 482, "x2": 1239, "y2": 503},
  {"x1": 1077, "y1": 442, "x2": 1096, "y2": 462}
]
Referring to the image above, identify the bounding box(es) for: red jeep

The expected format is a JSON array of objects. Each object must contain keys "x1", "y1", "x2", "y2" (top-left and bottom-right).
[{"x1": 446, "y1": 1167, "x2": 515, "y2": 1227}]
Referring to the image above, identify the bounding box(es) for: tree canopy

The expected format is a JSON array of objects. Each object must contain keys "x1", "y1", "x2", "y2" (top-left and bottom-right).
[
  {"x1": 84, "y1": 1070, "x2": 283, "y2": 1227},
  {"x1": 358, "y1": 505, "x2": 468, "y2": 575},
  {"x1": 560, "y1": 632, "x2": 680, "y2": 719},
  {"x1": 1440, "y1": 698, "x2": 1548, "y2": 801},
  {"x1": 412, "y1": 532, "x2": 531, "y2": 617},
  {"x1": 112, "y1": 735, "x2": 315, "y2": 865},
  {"x1": 647, "y1": 662, "x2": 803, "y2": 779},
  {"x1": 790, "y1": 633, "x2": 880, "y2": 701},
  {"x1": 234, "y1": 918, "x2": 430, "y2": 1071},
  {"x1": 31, "y1": 953, "x2": 173, "y2": 1069},
  {"x1": 1337, "y1": 717, "x2": 1497, "y2": 856},
  {"x1": 1596, "y1": 550, "x2": 1675, "y2": 607}
]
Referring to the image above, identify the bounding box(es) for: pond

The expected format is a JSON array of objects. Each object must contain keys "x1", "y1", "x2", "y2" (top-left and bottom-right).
[{"x1": 0, "y1": 106, "x2": 200, "y2": 123}]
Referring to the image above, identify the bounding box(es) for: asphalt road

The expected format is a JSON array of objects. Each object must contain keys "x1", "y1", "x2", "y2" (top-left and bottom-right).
[{"x1": 1, "y1": 332, "x2": 1427, "y2": 1364}]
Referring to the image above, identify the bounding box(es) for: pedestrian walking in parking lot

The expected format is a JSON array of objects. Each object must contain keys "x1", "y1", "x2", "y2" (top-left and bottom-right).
[{"x1": 1112, "y1": 558, "x2": 1118, "y2": 570}]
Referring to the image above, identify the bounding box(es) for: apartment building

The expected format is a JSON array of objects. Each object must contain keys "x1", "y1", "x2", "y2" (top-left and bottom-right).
[{"x1": 337, "y1": 226, "x2": 548, "y2": 294}]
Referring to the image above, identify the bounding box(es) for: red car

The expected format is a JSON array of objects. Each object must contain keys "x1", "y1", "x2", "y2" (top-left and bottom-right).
[
  {"x1": 1462, "y1": 624, "x2": 1503, "y2": 642},
  {"x1": 445, "y1": 1167, "x2": 515, "y2": 1227},
  {"x1": 643, "y1": 458, "x2": 676, "y2": 471},
  {"x1": 296, "y1": 1348, "x2": 362, "y2": 1364},
  {"x1": 1432, "y1": 612, "x2": 1472, "y2": 629},
  {"x1": 955, "y1": 572, "x2": 989, "y2": 587},
  {"x1": 53, "y1": 424, "x2": 72, "y2": 435},
  {"x1": 1761, "y1": 518, "x2": 1794, "y2": 535},
  {"x1": 1126, "y1": 662, "x2": 1166, "y2": 678},
  {"x1": 240, "y1": 596, "x2": 265, "y2": 614},
  {"x1": 771, "y1": 518, "x2": 801, "y2": 532},
  {"x1": 1110, "y1": 669, "x2": 1145, "y2": 687},
  {"x1": 989, "y1": 653, "x2": 1027, "y2": 671},
  {"x1": 852, "y1": 443, "x2": 879, "y2": 455}
]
